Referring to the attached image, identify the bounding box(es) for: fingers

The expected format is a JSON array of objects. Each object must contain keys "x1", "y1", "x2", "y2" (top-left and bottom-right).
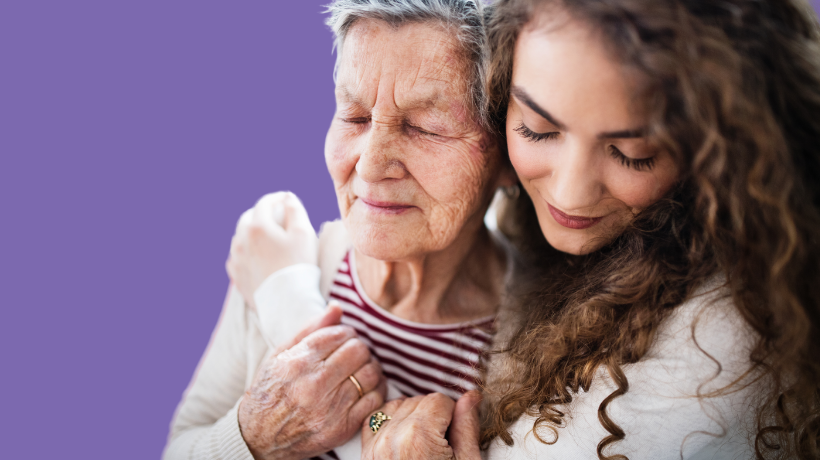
[
  {"x1": 359, "y1": 394, "x2": 462, "y2": 460},
  {"x1": 278, "y1": 302, "x2": 344, "y2": 353},
  {"x1": 349, "y1": 357, "x2": 383, "y2": 395},
  {"x1": 279, "y1": 324, "x2": 357, "y2": 363},
  {"x1": 235, "y1": 208, "x2": 253, "y2": 234},
  {"x1": 450, "y1": 391, "x2": 482, "y2": 460},
  {"x1": 254, "y1": 192, "x2": 289, "y2": 229},
  {"x1": 382, "y1": 394, "x2": 426, "y2": 426},
  {"x1": 324, "y1": 334, "x2": 372, "y2": 381},
  {"x1": 252, "y1": 191, "x2": 313, "y2": 234},
  {"x1": 414, "y1": 393, "x2": 456, "y2": 436},
  {"x1": 340, "y1": 357, "x2": 385, "y2": 408},
  {"x1": 348, "y1": 370, "x2": 389, "y2": 440},
  {"x1": 349, "y1": 384, "x2": 387, "y2": 432},
  {"x1": 229, "y1": 209, "x2": 253, "y2": 261},
  {"x1": 282, "y1": 192, "x2": 314, "y2": 232},
  {"x1": 360, "y1": 397, "x2": 406, "y2": 434},
  {"x1": 315, "y1": 301, "x2": 344, "y2": 330}
]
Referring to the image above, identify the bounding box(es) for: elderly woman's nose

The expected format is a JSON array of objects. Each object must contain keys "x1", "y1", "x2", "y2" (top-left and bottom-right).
[
  {"x1": 355, "y1": 126, "x2": 408, "y2": 183},
  {"x1": 548, "y1": 145, "x2": 603, "y2": 211}
]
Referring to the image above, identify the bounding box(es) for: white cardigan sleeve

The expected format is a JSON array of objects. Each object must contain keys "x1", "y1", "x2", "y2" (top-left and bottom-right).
[
  {"x1": 163, "y1": 220, "x2": 350, "y2": 460},
  {"x1": 162, "y1": 285, "x2": 256, "y2": 460},
  {"x1": 253, "y1": 264, "x2": 326, "y2": 349},
  {"x1": 252, "y1": 219, "x2": 351, "y2": 348}
]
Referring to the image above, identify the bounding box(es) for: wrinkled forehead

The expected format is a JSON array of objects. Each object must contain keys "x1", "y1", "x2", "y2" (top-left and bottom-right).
[{"x1": 336, "y1": 19, "x2": 473, "y2": 120}]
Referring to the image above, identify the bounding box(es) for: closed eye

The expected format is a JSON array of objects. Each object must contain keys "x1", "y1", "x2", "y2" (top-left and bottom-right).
[
  {"x1": 609, "y1": 145, "x2": 656, "y2": 171},
  {"x1": 514, "y1": 123, "x2": 559, "y2": 142},
  {"x1": 407, "y1": 123, "x2": 440, "y2": 137},
  {"x1": 341, "y1": 117, "x2": 370, "y2": 124}
]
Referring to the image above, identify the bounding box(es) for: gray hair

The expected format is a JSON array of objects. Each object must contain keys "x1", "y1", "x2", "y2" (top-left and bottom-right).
[{"x1": 325, "y1": 0, "x2": 490, "y2": 129}]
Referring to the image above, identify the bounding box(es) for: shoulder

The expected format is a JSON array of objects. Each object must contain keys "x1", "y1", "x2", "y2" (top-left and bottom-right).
[
  {"x1": 486, "y1": 278, "x2": 763, "y2": 459},
  {"x1": 649, "y1": 276, "x2": 757, "y2": 376}
]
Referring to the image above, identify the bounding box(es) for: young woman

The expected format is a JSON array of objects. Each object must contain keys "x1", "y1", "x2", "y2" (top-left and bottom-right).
[{"x1": 359, "y1": 0, "x2": 820, "y2": 459}]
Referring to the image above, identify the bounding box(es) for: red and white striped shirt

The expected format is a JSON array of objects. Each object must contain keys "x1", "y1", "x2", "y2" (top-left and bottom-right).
[
  {"x1": 314, "y1": 251, "x2": 497, "y2": 460},
  {"x1": 332, "y1": 251, "x2": 496, "y2": 399}
]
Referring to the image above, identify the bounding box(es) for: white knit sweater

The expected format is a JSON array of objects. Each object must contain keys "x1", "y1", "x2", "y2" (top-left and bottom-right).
[
  {"x1": 163, "y1": 220, "x2": 352, "y2": 460},
  {"x1": 484, "y1": 279, "x2": 762, "y2": 460},
  {"x1": 164, "y1": 218, "x2": 762, "y2": 460}
]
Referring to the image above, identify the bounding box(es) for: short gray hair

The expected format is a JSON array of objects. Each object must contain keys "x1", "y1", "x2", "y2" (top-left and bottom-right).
[{"x1": 325, "y1": 0, "x2": 490, "y2": 129}]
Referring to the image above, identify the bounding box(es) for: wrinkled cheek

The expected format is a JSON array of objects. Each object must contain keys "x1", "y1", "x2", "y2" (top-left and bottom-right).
[
  {"x1": 422, "y1": 158, "x2": 485, "y2": 207},
  {"x1": 425, "y1": 207, "x2": 463, "y2": 246},
  {"x1": 325, "y1": 133, "x2": 358, "y2": 215},
  {"x1": 416, "y1": 163, "x2": 489, "y2": 246},
  {"x1": 325, "y1": 143, "x2": 354, "y2": 186}
]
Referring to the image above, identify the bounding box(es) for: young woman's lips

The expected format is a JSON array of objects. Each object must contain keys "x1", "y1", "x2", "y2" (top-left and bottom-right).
[
  {"x1": 548, "y1": 204, "x2": 603, "y2": 230},
  {"x1": 360, "y1": 198, "x2": 415, "y2": 215}
]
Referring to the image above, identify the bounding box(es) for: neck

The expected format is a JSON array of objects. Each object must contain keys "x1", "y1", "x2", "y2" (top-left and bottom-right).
[{"x1": 354, "y1": 217, "x2": 507, "y2": 324}]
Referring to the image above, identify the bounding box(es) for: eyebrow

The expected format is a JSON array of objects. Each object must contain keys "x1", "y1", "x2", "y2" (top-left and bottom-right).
[
  {"x1": 511, "y1": 86, "x2": 565, "y2": 130},
  {"x1": 511, "y1": 85, "x2": 647, "y2": 139},
  {"x1": 600, "y1": 128, "x2": 645, "y2": 139},
  {"x1": 336, "y1": 84, "x2": 464, "y2": 127},
  {"x1": 336, "y1": 85, "x2": 367, "y2": 107}
]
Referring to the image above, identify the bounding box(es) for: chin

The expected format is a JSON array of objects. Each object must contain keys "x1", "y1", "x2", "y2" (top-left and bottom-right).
[
  {"x1": 545, "y1": 234, "x2": 594, "y2": 255},
  {"x1": 539, "y1": 220, "x2": 606, "y2": 256},
  {"x1": 353, "y1": 238, "x2": 417, "y2": 262},
  {"x1": 348, "y1": 225, "x2": 416, "y2": 262}
]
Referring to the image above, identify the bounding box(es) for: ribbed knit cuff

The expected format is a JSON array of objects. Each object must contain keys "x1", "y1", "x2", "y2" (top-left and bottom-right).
[
  {"x1": 254, "y1": 263, "x2": 321, "y2": 309},
  {"x1": 254, "y1": 263, "x2": 325, "y2": 348},
  {"x1": 203, "y1": 400, "x2": 256, "y2": 460}
]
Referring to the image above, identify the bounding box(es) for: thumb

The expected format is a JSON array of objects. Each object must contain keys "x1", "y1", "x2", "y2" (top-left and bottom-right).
[
  {"x1": 450, "y1": 390, "x2": 482, "y2": 460},
  {"x1": 277, "y1": 301, "x2": 344, "y2": 353}
]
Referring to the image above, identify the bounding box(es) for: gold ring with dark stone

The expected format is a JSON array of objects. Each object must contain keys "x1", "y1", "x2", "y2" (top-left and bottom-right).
[{"x1": 369, "y1": 411, "x2": 392, "y2": 433}]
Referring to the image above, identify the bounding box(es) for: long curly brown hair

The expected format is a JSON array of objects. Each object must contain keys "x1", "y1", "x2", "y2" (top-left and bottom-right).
[{"x1": 481, "y1": 0, "x2": 820, "y2": 459}]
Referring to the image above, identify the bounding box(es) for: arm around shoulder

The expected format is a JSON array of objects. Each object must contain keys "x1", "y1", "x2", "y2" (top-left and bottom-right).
[{"x1": 163, "y1": 285, "x2": 255, "y2": 460}]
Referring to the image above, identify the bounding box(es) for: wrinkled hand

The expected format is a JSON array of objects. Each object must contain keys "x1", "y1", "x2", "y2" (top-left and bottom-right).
[
  {"x1": 239, "y1": 305, "x2": 387, "y2": 460},
  {"x1": 361, "y1": 391, "x2": 482, "y2": 460},
  {"x1": 226, "y1": 191, "x2": 318, "y2": 310}
]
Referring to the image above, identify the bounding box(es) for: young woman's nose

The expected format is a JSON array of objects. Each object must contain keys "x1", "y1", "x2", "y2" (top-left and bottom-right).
[
  {"x1": 547, "y1": 142, "x2": 603, "y2": 212},
  {"x1": 355, "y1": 122, "x2": 407, "y2": 183}
]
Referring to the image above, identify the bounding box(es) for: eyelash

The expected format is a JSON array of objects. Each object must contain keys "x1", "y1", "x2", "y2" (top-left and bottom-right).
[
  {"x1": 408, "y1": 124, "x2": 439, "y2": 137},
  {"x1": 342, "y1": 118, "x2": 439, "y2": 137},
  {"x1": 609, "y1": 146, "x2": 655, "y2": 171},
  {"x1": 515, "y1": 122, "x2": 656, "y2": 172},
  {"x1": 514, "y1": 123, "x2": 559, "y2": 142},
  {"x1": 341, "y1": 117, "x2": 369, "y2": 124}
]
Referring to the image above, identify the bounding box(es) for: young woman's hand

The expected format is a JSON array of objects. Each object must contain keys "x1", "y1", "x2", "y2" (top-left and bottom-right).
[
  {"x1": 239, "y1": 305, "x2": 387, "y2": 460},
  {"x1": 226, "y1": 191, "x2": 318, "y2": 310},
  {"x1": 360, "y1": 391, "x2": 482, "y2": 460}
]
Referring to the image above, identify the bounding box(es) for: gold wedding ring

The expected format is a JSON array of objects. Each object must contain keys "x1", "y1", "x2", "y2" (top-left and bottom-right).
[
  {"x1": 348, "y1": 375, "x2": 364, "y2": 398},
  {"x1": 369, "y1": 411, "x2": 392, "y2": 433}
]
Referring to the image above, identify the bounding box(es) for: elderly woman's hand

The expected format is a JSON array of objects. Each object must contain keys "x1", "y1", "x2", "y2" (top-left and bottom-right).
[
  {"x1": 226, "y1": 191, "x2": 318, "y2": 310},
  {"x1": 238, "y1": 305, "x2": 386, "y2": 460},
  {"x1": 360, "y1": 391, "x2": 482, "y2": 460}
]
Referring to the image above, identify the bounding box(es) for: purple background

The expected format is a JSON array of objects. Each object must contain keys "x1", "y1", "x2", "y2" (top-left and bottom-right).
[
  {"x1": 1, "y1": 1, "x2": 338, "y2": 458},
  {"x1": 2, "y1": 1, "x2": 819, "y2": 458}
]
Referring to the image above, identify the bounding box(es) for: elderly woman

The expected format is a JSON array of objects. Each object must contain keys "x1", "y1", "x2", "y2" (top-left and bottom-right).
[{"x1": 163, "y1": 1, "x2": 515, "y2": 459}]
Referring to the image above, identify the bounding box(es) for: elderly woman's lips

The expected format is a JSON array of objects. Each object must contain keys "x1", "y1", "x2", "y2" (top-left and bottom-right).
[
  {"x1": 360, "y1": 198, "x2": 415, "y2": 214},
  {"x1": 548, "y1": 204, "x2": 603, "y2": 230}
]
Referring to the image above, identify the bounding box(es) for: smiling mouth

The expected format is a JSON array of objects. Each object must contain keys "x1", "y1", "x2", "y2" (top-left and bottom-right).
[
  {"x1": 547, "y1": 204, "x2": 604, "y2": 230},
  {"x1": 360, "y1": 198, "x2": 415, "y2": 215}
]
